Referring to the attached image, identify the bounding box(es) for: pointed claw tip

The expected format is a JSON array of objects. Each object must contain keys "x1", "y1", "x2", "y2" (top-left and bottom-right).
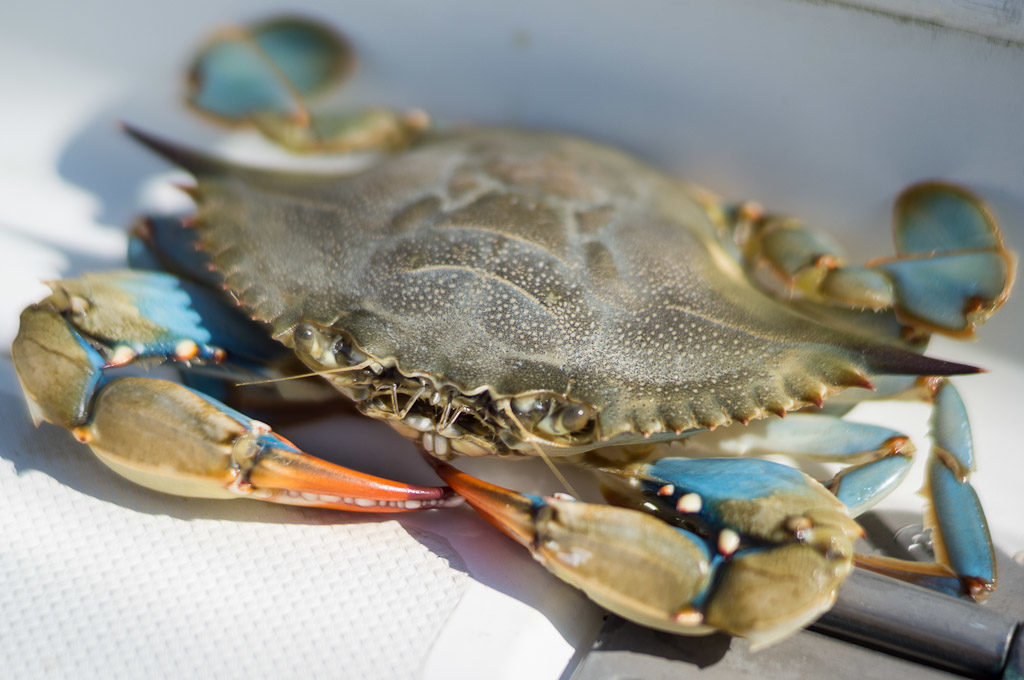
[
  {"x1": 884, "y1": 435, "x2": 914, "y2": 458},
  {"x1": 963, "y1": 576, "x2": 995, "y2": 601},
  {"x1": 426, "y1": 456, "x2": 538, "y2": 547}
]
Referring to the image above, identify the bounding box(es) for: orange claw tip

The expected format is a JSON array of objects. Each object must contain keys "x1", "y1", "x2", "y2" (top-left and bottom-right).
[
  {"x1": 246, "y1": 445, "x2": 458, "y2": 513},
  {"x1": 428, "y1": 458, "x2": 540, "y2": 548}
]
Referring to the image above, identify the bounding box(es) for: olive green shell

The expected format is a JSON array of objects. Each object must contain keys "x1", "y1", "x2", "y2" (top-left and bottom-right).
[{"x1": 132, "y1": 127, "x2": 963, "y2": 441}]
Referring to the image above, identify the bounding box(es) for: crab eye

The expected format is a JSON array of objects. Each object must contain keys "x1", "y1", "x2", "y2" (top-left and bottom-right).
[
  {"x1": 536, "y1": 402, "x2": 596, "y2": 437},
  {"x1": 293, "y1": 322, "x2": 320, "y2": 353},
  {"x1": 556, "y1": 404, "x2": 596, "y2": 433},
  {"x1": 511, "y1": 395, "x2": 551, "y2": 420}
]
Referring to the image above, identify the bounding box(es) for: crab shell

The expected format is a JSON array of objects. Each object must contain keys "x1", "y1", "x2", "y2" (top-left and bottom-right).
[{"x1": 131, "y1": 126, "x2": 970, "y2": 456}]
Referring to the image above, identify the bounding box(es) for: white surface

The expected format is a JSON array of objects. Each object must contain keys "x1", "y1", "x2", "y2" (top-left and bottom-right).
[{"x1": 2, "y1": 1, "x2": 1023, "y2": 678}]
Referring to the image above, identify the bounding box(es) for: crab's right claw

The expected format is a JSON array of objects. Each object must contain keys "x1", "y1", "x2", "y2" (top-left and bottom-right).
[
  {"x1": 432, "y1": 458, "x2": 860, "y2": 649},
  {"x1": 608, "y1": 458, "x2": 863, "y2": 648},
  {"x1": 431, "y1": 460, "x2": 719, "y2": 636},
  {"x1": 874, "y1": 182, "x2": 1015, "y2": 337}
]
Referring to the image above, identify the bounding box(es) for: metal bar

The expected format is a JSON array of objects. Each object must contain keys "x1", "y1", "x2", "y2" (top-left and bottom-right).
[{"x1": 812, "y1": 569, "x2": 1020, "y2": 678}]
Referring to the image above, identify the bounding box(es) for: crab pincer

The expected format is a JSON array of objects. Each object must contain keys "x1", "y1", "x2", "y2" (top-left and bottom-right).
[
  {"x1": 13, "y1": 273, "x2": 457, "y2": 513},
  {"x1": 431, "y1": 456, "x2": 862, "y2": 649}
]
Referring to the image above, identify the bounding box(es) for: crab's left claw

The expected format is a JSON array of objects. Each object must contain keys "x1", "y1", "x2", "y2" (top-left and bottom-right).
[
  {"x1": 62, "y1": 376, "x2": 460, "y2": 513},
  {"x1": 432, "y1": 457, "x2": 861, "y2": 649},
  {"x1": 12, "y1": 271, "x2": 458, "y2": 513}
]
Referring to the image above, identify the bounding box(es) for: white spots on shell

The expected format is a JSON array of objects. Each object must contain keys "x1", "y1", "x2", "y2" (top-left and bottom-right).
[
  {"x1": 673, "y1": 609, "x2": 704, "y2": 626},
  {"x1": 194, "y1": 128, "x2": 877, "y2": 444},
  {"x1": 174, "y1": 338, "x2": 200, "y2": 361},
  {"x1": 718, "y1": 528, "x2": 741, "y2": 556},
  {"x1": 676, "y1": 493, "x2": 703, "y2": 514},
  {"x1": 107, "y1": 345, "x2": 137, "y2": 366}
]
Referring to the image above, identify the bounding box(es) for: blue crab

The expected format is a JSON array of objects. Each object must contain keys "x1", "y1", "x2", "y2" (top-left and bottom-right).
[{"x1": 11, "y1": 18, "x2": 1014, "y2": 648}]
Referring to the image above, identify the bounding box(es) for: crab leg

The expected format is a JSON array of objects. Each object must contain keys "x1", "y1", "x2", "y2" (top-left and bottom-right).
[
  {"x1": 186, "y1": 16, "x2": 429, "y2": 153},
  {"x1": 12, "y1": 271, "x2": 454, "y2": 511},
  {"x1": 703, "y1": 407, "x2": 996, "y2": 598},
  {"x1": 433, "y1": 456, "x2": 862, "y2": 649},
  {"x1": 707, "y1": 414, "x2": 916, "y2": 516},
  {"x1": 924, "y1": 381, "x2": 995, "y2": 595},
  {"x1": 726, "y1": 182, "x2": 1014, "y2": 338},
  {"x1": 856, "y1": 380, "x2": 996, "y2": 598}
]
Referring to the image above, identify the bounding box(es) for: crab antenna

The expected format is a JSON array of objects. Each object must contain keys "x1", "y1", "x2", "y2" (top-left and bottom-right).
[
  {"x1": 234, "y1": 360, "x2": 377, "y2": 387},
  {"x1": 502, "y1": 404, "x2": 581, "y2": 498}
]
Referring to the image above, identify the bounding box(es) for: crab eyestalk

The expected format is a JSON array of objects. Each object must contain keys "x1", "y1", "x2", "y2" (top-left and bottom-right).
[{"x1": 489, "y1": 392, "x2": 600, "y2": 451}]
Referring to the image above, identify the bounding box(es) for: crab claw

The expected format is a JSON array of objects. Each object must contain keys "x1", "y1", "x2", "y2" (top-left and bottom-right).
[
  {"x1": 13, "y1": 278, "x2": 456, "y2": 514},
  {"x1": 430, "y1": 459, "x2": 718, "y2": 637},
  {"x1": 432, "y1": 457, "x2": 861, "y2": 648},
  {"x1": 73, "y1": 377, "x2": 459, "y2": 513},
  {"x1": 604, "y1": 458, "x2": 863, "y2": 647}
]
